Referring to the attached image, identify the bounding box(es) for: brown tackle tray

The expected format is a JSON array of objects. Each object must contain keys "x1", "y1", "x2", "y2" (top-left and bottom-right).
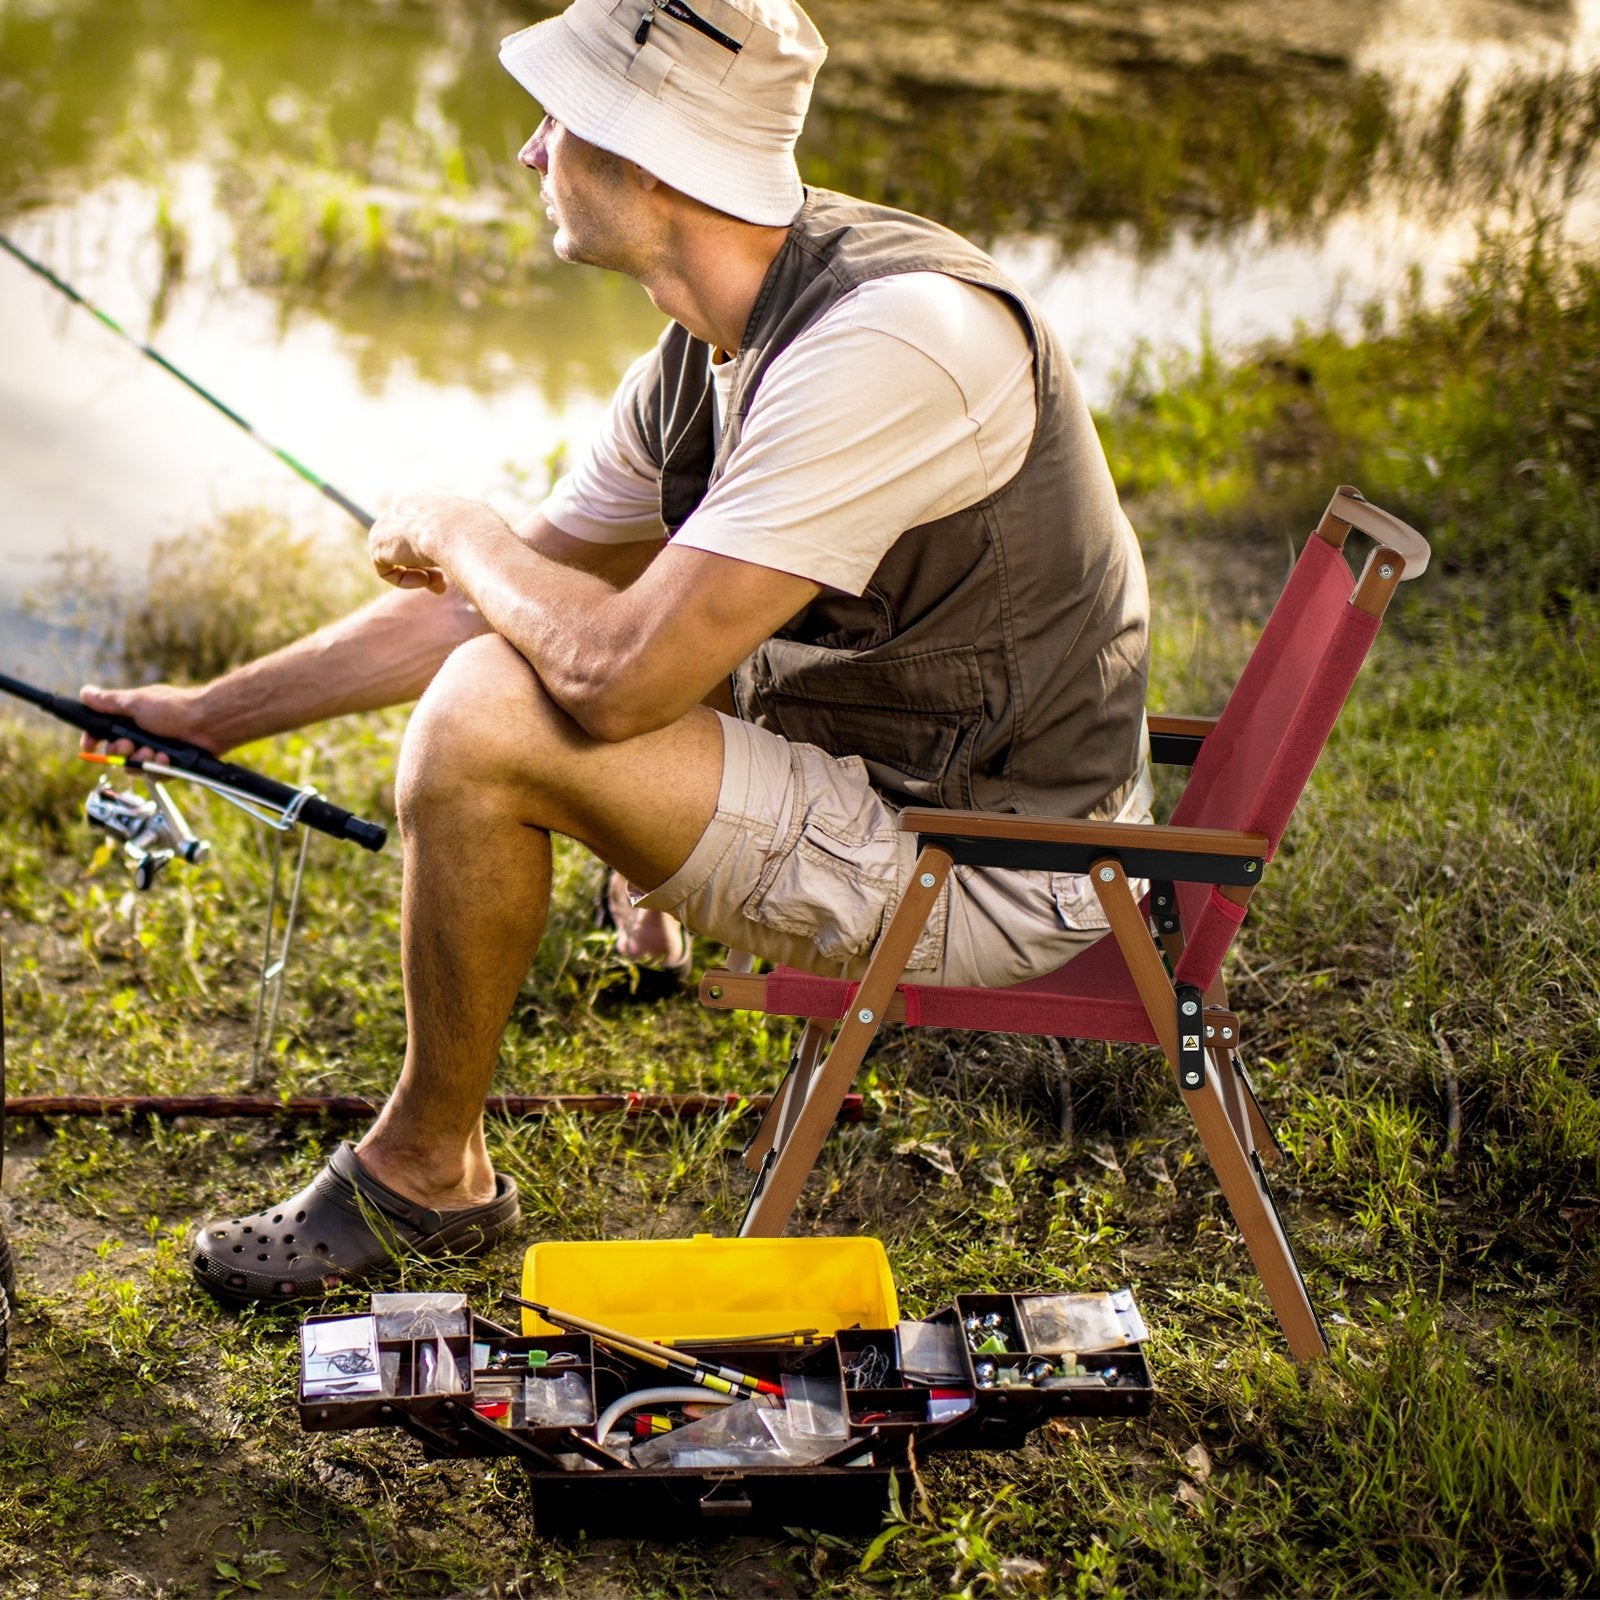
[{"x1": 298, "y1": 1292, "x2": 1153, "y2": 1536}]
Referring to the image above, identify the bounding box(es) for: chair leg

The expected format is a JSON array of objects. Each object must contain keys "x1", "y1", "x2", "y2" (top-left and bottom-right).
[
  {"x1": 1092, "y1": 863, "x2": 1323, "y2": 1360},
  {"x1": 741, "y1": 1017, "x2": 831, "y2": 1174},
  {"x1": 1211, "y1": 1033, "x2": 1252, "y2": 1150},
  {"x1": 1183, "y1": 1059, "x2": 1327, "y2": 1361},
  {"x1": 1223, "y1": 1047, "x2": 1284, "y2": 1169},
  {"x1": 1203, "y1": 978, "x2": 1282, "y2": 1170},
  {"x1": 1202, "y1": 980, "x2": 1251, "y2": 1151},
  {"x1": 740, "y1": 846, "x2": 953, "y2": 1238}
]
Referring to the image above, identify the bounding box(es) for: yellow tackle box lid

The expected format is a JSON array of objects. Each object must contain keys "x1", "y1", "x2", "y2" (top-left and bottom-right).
[{"x1": 519, "y1": 1233, "x2": 898, "y2": 1343}]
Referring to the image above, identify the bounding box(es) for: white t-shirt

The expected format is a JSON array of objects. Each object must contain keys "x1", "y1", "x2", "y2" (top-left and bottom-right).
[{"x1": 542, "y1": 272, "x2": 1037, "y2": 596}]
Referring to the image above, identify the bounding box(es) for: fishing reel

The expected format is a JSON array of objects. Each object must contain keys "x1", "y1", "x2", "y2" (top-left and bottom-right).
[
  {"x1": 76, "y1": 750, "x2": 316, "y2": 1071},
  {"x1": 85, "y1": 774, "x2": 210, "y2": 891}
]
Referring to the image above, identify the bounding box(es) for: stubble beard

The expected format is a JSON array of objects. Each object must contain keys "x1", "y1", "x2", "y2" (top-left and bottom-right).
[
  {"x1": 544, "y1": 152, "x2": 657, "y2": 277},
  {"x1": 552, "y1": 220, "x2": 636, "y2": 274}
]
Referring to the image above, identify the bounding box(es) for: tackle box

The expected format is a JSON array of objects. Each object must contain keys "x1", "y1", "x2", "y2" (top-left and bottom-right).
[
  {"x1": 297, "y1": 1244, "x2": 1154, "y2": 1537},
  {"x1": 518, "y1": 1232, "x2": 900, "y2": 1342}
]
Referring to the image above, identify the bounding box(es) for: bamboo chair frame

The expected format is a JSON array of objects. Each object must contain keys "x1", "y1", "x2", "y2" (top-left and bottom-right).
[{"x1": 701, "y1": 487, "x2": 1431, "y2": 1363}]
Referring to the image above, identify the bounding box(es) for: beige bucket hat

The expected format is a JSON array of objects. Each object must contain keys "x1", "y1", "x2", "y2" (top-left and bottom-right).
[{"x1": 500, "y1": 0, "x2": 827, "y2": 226}]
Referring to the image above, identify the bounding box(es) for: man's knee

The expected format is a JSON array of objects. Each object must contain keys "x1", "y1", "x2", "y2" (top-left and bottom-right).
[{"x1": 395, "y1": 635, "x2": 573, "y2": 822}]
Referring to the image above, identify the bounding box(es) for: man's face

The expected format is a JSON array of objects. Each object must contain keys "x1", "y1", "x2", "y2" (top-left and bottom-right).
[{"x1": 518, "y1": 115, "x2": 651, "y2": 272}]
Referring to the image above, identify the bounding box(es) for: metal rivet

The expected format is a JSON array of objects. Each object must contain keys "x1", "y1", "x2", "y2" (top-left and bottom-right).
[
  {"x1": 1205, "y1": 1025, "x2": 1215, "y2": 1038},
  {"x1": 1097, "y1": 866, "x2": 1115, "y2": 882},
  {"x1": 858, "y1": 1008, "x2": 874, "y2": 1025},
  {"x1": 1181, "y1": 999, "x2": 1199, "y2": 1016},
  {"x1": 1379, "y1": 563, "x2": 1394, "y2": 579},
  {"x1": 919, "y1": 872, "x2": 936, "y2": 888},
  {"x1": 1245, "y1": 862, "x2": 1258, "y2": 874},
  {"x1": 708, "y1": 985, "x2": 723, "y2": 1000},
  {"x1": 1223, "y1": 1027, "x2": 1234, "y2": 1040}
]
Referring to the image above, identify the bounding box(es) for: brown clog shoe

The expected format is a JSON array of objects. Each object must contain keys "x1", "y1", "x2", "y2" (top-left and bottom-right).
[{"x1": 191, "y1": 1143, "x2": 519, "y2": 1309}]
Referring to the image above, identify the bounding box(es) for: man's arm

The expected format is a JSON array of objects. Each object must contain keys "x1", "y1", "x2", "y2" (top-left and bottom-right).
[
  {"x1": 83, "y1": 511, "x2": 664, "y2": 756},
  {"x1": 370, "y1": 493, "x2": 820, "y2": 744}
]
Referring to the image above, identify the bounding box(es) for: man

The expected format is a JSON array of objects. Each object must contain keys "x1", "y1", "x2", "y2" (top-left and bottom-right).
[{"x1": 85, "y1": 0, "x2": 1151, "y2": 1307}]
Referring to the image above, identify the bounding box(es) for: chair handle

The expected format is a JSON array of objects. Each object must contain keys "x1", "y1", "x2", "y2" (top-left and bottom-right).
[
  {"x1": 1319, "y1": 486, "x2": 1431, "y2": 578},
  {"x1": 899, "y1": 808, "x2": 1269, "y2": 886},
  {"x1": 900, "y1": 808, "x2": 1266, "y2": 853}
]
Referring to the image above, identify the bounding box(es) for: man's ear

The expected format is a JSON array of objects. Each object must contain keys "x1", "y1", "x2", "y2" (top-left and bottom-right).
[{"x1": 633, "y1": 163, "x2": 660, "y2": 194}]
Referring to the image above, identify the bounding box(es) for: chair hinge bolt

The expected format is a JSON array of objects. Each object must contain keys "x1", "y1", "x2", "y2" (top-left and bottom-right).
[
  {"x1": 1098, "y1": 866, "x2": 1115, "y2": 882},
  {"x1": 1379, "y1": 563, "x2": 1394, "y2": 579},
  {"x1": 708, "y1": 985, "x2": 723, "y2": 1000},
  {"x1": 1223, "y1": 1027, "x2": 1234, "y2": 1040},
  {"x1": 1181, "y1": 999, "x2": 1199, "y2": 1016},
  {"x1": 1205, "y1": 1025, "x2": 1215, "y2": 1038},
  {"x1": 919, "y1": 872, "x2": 936, "y2": 888},
  {"x1": 857, "y1": 1008, "x2": 874, "y2": 1025}
]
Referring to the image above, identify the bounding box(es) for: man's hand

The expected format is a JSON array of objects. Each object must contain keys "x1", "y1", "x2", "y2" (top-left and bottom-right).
[
  {"x1": 79, "y1": 682, "x2": 221, "y2": 762},
  {"x1": 369, "y1": 492, "x2": 508, "y2": 595},
  {"x1": 369, "y1": 494, "x2": 821, "y2": 745}
]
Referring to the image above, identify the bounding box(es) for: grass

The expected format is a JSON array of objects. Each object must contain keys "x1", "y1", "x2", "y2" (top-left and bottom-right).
[{"x1": 3, "y1": 193, "x2": 1600, "y2": 1600}]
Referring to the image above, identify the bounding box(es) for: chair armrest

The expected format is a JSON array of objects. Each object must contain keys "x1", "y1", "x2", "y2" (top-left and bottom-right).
[
  {"x1": 1148, "y1": 714, "x2": 1217, "y2": 767},
  {"x1": 899, "y1": 807, "x2": 1268, "y2": 888}
]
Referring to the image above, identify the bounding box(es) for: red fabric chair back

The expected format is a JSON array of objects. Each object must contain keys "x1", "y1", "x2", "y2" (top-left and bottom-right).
[{"x1": 1166, "y1": 535, "x2": 1383, "y2": 990}]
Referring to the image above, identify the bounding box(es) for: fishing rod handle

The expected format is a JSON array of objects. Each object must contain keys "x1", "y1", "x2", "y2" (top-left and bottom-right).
[
  {"x1": 125, "y1": 731, "x2": 389, "y2": 852},
  {"x1": 123, "y1": 725, "x2": 388, "y2": 851},
  {"x1": 0, "y1": 673, "x2": 388, "y2": 852}
]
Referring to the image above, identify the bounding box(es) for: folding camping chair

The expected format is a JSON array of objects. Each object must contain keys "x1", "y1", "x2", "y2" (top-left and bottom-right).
[{"x1": 700, "y1": 486, "x2": 1431, "y2": 1363}]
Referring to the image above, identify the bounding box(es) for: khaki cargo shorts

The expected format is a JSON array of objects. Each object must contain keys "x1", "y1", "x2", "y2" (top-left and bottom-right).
[{"x1": 634, "y1": 713, "x2": 1154, "y2": 989}]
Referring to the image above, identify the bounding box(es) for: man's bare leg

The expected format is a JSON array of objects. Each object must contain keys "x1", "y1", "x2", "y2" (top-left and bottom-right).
[
  {"x1": 353, "y1": 633, "x2": 725, "y2": 1208},
  {"x1": 607, "y1": 873, "x2": 689, "y2": 966}
]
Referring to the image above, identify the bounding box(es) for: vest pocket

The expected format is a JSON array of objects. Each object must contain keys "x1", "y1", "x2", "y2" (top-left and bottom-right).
[{"x1": 738, "y1": 640, "x2": 985, "y2": 808}]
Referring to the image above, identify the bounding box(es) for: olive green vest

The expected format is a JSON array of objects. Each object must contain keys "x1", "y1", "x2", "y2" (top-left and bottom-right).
[{"x1": 632, "y1": 189, "x2": 1149, "y2": 819}]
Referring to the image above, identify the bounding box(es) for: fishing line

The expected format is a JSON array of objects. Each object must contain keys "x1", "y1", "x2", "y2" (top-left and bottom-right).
[{"x1": 0, "y1": 230, "x2": 375, "y2": 528}]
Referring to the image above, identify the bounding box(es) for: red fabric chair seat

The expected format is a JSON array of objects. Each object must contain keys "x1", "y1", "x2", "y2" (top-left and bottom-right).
[{"x1": 763, "y1": 925, "x2": 1159, "y2": 1044}]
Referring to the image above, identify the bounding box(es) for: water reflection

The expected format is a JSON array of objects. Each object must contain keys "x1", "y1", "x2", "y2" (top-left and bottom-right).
[
  {"x1": 10, "y1": 0, "x2": 1595, "y2": 291},
  {"x1": 1, "y1": 0, "x2": 1598, "y2": 674}
]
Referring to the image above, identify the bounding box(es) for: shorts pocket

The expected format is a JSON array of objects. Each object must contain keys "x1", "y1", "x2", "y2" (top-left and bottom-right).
[
  {"x1": 743, "y1": 820, "x2": 898, "y2": 965},
  {"x1": 1050, "y1": 871, "x2": 1111, "y2": 934},
  {"x1": 899, "y1": 861, "x2": 951, "y2": 973}
]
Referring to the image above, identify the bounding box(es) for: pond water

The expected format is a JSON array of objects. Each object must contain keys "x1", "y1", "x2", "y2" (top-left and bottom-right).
[{"x1": 2, "y1": 0, "x2": 1598, "y2": 679}]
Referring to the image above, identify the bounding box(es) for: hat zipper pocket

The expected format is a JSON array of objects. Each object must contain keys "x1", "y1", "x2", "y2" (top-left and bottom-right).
[{"x1": 636, "y1": 1, "x2": 743, "y2": 53}]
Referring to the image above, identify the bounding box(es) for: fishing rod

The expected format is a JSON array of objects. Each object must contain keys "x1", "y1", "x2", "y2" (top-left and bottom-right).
[
  {"x1": 0, "y1": 231, "x2": 375, "y2": 530},
  {"x1": 0, "y1": 1090, "x2": 866, "y2": 1122},
  {"x1": 0, "y1": 670, "x2": 387, "y2": 1065},
  {"x1": 0, "y1": 672, "x2": 386, "y2": 852},
  {"x1": 0, "y1": 239, "x2": 386, "y2": 850}
]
